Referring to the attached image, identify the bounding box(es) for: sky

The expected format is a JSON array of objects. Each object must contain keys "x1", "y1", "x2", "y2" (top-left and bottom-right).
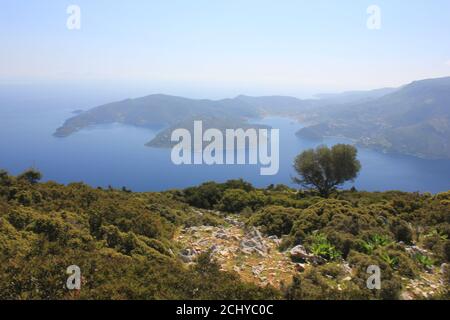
[{"x1": 1, "y1": 0, "x2": 450, "y2": 98}]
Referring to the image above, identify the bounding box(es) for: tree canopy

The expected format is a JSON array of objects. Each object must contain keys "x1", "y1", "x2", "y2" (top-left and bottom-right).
[{"x1": 293, "y1": 144, "x2": 361, "y2": 197}]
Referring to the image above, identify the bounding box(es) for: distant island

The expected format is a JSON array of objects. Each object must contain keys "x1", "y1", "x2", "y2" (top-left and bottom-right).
[
  {"x1": 145, "y1": 116, "x2": 270, "y2": 149},
  {"x1": 54, "y1": 94, "x2": 315, "y2": 148},
  {"x1": 55, "y1": 76, "x2": 450, "y2": 159}
]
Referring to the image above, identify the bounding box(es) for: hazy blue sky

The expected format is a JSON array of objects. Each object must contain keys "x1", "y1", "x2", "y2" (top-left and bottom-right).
[{"x1": 1, "y1": 0, "x2": 450, "y2": 97}]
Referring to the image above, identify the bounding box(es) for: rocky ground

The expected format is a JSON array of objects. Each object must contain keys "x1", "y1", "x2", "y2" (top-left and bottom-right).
[
  {"x1": 401, "y1": 266, "x2": 447, "y2": 300},
  {"x1": 176, "y1": 215, "x2": 296, "y2": 288},
  {"x1": 174, "y1": 211, "x2": 447, "y2": 299}
]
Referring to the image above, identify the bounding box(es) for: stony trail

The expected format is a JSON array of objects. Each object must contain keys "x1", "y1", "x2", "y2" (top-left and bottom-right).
[
  {"x1": 175, "y1": 212, "x2": 447, "y2": 299},
  {"x1": 175, "y1": 215, "x2": 298, "y2": 288}
]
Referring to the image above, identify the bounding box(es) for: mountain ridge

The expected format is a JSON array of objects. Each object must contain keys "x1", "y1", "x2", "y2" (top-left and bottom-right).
[
  {"x1": 54, "y1": 76, "x2": 450, "y2": 159},
  {"x1": 297, "y1": 76, "x2": 450, "y2": 159}
]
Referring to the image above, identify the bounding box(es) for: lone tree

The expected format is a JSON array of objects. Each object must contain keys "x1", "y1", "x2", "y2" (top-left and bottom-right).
[
  {"x1": 293, "y1": 144, "x2": 361, "y2": 197},
  {"x1": 17, "y1": 168, "x2": 42, "y2": 184}
]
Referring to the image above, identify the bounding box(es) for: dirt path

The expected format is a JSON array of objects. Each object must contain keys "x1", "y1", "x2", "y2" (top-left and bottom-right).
[
  {"x1": 175, "y1": 213, "x2": 447, "y2": 298},
  {"x1": 175, "y1": 216, "x2": 297, "y2": 288}
]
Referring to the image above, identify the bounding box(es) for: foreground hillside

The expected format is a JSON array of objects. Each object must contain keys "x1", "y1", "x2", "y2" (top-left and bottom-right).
[{"x1": 0, "y1": 170, "x2": 449, "y2": 300}]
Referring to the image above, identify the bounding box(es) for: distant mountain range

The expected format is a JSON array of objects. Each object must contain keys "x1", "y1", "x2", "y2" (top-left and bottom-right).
[
  {"x1": 54, "y1": 94, "x2": 318, "y2": 147},
  {"x1": 297, "y1": 77, "x2": 450, "y2": 159},
  {"x1": 54, "y1": 76, "x2": 450, "y2": 159}
]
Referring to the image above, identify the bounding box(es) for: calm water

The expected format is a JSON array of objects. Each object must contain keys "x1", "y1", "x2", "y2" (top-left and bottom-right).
[{"x1": 1, "y1": 86, "x2": 449, "y2": 193}]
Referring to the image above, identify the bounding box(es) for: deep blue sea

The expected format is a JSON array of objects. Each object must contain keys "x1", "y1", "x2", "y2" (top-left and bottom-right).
[{"x1": 1, "y1": 85, "x2": 450, "y2": 193}]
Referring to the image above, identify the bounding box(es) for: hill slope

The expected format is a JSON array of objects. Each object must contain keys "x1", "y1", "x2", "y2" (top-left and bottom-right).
[
  {"x1": 53, "y1": 94, "x2": 314, "y2": 138},
  {"x1": 297, "y1": 77, "x2": 450, "y2": 159},
  {"x1": 54, "y1": 77, "x2": 450, "y2": 158},
  {"x1": 1, "y1": 170, "x2": 449, "y2": 300}
]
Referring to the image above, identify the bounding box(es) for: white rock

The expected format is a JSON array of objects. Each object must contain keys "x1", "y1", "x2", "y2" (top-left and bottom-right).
[{"x1": 343, "y1": 276, "x2": 352, "y2": 281}]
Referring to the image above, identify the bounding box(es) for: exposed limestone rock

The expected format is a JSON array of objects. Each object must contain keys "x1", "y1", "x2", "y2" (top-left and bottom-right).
[
  {"x1": 295, "y1": 263, "x2": 306, "y2": 272},
  {"x1": 179, "y1": 248, "x2": 198, "y2": 263},
  {"x1": 249, "y1": 227, "x2": 263, "y2": 241},
  {"x1": 404, "y1": 245, "x2": 431, "y2": 256},
  {"x1": 268, "y1": 235, "x2": 282, "y2": 245},
  {"x1": 342, "y1": 262, "x2": 353, "y2": 275},
  {"x1": 290, "y1": 245, "x2": 308, "y2": 258},
  {"x1": 252, "y1": 265, "x2": 264, "y2": 276},
  {"x1": 192, "y1": 209, "x2": 204, "y2": 216},
  {"x1": 239, "y1": 227, "x2": 269, "y2": 256},
  {"x1": 440, "y1": 263, "x2": 448, "y2": 274},
  {"x1": 196, "y1": 239, "x2": 210, "y2": 246},
  {"x1": 219, "y1": 249, "x2": 230, "y2": 257},
  {"x1": 401, "y1": 291, "x2": 414, "y2": 300},
  {"x1": 225, "y1": 216, "x2": 245, "y2": 228},
  {"x1": 214, "y1": 229, "x2": 229, "y2": 240},
  {"x1": 290, "y1": 245, "x2": 325, "y2": 265},
  {"x1": 342, "y1": 276, "x2": 352, "y2": 282},
  {"x1": 175, "y1": 218, "x2": 299, "y2": 289}
]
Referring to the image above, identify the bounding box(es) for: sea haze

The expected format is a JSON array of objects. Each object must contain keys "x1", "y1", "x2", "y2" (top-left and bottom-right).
[{"x1": 1, "y1": 85, "x2": 449, "y2": 193}]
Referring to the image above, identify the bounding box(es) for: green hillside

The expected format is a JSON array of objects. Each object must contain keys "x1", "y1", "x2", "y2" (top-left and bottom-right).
[
  {"x1": 1, "y1": 169, "x2": 449, "y2": 300},
  {"x1": 53, "y1": 94, "x2": 309, "y2": 138},
  {"x1": 298, "y1": 77, "x2": 450, "y2": 159}
]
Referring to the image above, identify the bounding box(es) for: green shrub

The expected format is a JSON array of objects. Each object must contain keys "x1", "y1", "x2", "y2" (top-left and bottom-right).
[
  {"x1": 183, "y1": 182, "x2": 223, "y2": 209},
  {"x1": 17, "y1": 169, "x2": 42, "y2": 184},
  {"x1": 307, "y1": 232, "x2": 342, "y2": 261},
  {"x1": 391, "y1": 220, "x2": 413, "y2": 244},
  {"x1": 28, "y1": 216, "x2": 67, "y2": 242},
  {"x1": 379, "y1": 280, "x2": 402, "y2": 300},
  {"x1": 248, "y1": 206, "x2": 302, "y2": 237},
  {"x1": 443, "y1": 241, "x2": 450, "y2": 262},
  {"x1": 219, "y1": 189, "x2": 252, "y2": 213}
]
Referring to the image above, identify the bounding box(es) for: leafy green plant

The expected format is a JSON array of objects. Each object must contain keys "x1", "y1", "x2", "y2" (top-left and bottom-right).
[
  {"x1": 361, "y1": 241, "x2": 376, "y2": 255},
  {"x1": 371, "y1": 234, "x2": 392, "y2": 247},
  {"x1": 380, "y1": 252, "x2": 399, "y2": 269},
  {"x1": 414, "y1": 253, "x2": 434, "y2": 269},
  {"x1": 424, "y1": 229, "x2": 448, "y2": 241},
  {"x1": 361, "y1": 234, "x2": 392, "y2": 254},
  {"x1": 308, "y1": 232, "x2": 342, "y2": 261}
]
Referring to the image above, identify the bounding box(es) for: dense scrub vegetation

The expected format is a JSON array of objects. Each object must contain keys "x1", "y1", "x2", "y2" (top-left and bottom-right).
[
  {"x1": 178, "y1": 180, "x2": 450, "y2": 300},
  {"x1": 0, "y1": 170, "x2": 278, "y2": 299},
  {"x1": 1, "y1": 170, "x2": 449, "y2": 300}
]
